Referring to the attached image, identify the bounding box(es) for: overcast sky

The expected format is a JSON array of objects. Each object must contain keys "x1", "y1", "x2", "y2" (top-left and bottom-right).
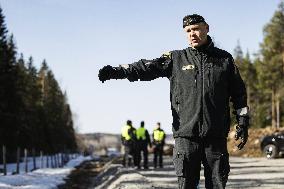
[{"x1": 0, "y1": 0, "x2": 281, "y2": 134}]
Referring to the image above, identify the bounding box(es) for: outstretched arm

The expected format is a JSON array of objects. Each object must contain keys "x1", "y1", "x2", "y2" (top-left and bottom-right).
[{"x1": 98, "y1": 53, "x2": 172, "y2": 82}]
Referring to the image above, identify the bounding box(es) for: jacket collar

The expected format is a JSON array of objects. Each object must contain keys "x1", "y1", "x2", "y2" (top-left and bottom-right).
[{"x1": 190, "y1": 35, "x2": 214, "y2": 54}]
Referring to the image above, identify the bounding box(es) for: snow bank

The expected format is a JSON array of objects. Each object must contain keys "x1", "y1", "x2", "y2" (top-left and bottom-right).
[{"x1": 0, "y1": 155, "x2": 91, "y2": 189}]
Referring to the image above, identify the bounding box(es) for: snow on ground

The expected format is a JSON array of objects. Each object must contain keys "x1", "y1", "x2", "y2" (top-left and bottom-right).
[{"x1": 0, "y1": 155, "x2": 91, "y2": 189}]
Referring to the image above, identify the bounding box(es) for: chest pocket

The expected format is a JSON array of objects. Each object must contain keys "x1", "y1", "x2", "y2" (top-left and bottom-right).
[
  {"x1": 179, "y1": 64, "x2": 196, "y2": 87},
  {"x1": 210, "y1": 59, "x2": 228, "y2": 86}
]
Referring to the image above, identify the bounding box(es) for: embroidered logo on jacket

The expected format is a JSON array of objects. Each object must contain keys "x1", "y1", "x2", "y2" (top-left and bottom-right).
[{"x1": 182, "y1": 64, "x2": 195, "y2": 70}]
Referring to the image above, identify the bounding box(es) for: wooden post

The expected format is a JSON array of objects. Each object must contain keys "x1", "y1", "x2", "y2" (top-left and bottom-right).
[
  {"x1": 40, "y1": 151, "x2": 43, "y2": 168},
  {"x1": 16, "y1": 147, "x2": 20, "y2": 174},
  {"x1": 51, "y1": 155, "x2": 54, "y2": 168},
  {"x1": 54, "y1": 155, "x2": 57, "y2": 168},
  {"x1": 3, "y1": 145, "x2": 7, "y2": 176},
  {"x1": 24, "y1": 149, "x2": 28, "y2": 173},
  {"x1": 46, "y1": 155, "x2": 49, "y2": 168},
  {"x1": 60, "y1": 153, "x2": 64, "y2": 167},
  {"x1": 32, "y1": 148, "x2": 36, "y2": 170},
  {"x1": 56, "y1": 154, "x2": 59, "y2": 168},
  {"x1": 53, "y1": 155, "x2": 56, "y2": 168},
  {"x1": 54, "y1": 154, "x2": 57, "y2": 168}
]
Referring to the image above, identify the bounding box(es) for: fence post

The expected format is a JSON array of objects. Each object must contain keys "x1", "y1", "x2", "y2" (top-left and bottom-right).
[
  {"x1": 51, "y1": 155, "x2": 54, "y2": 168},
  {"x1": 40, "y1": 151, "x2": 43, "y2": 168},
  {"x1": 32, "y1": 148, "x2": 36, "y2": 170},
  {"x1": 54, "y1": 154, "x2": 57, "y2": 168},
  {"x1": 54, "y1": 154, "x2": 56, "y2": 168},
  {"x1": 24, "y1": 148, "x2": 28, "y2": 173},
  {"x1": 56, "y1": 154, "x2": 59, "y2": 168},
  {"x1": 3, "y1": 145, "x2": 7, "y2": 175},
  {"x1": 60, "y1": 153, "x2": 63, "y2": 167},
  {"x1": 54, "y1": 154, "x2": 58, "y2": 167},
  {"x1": 46, "y1": 154, "x2": 49, "y2": 168},
  {"x1": 16, "y1": 147, "x2": 20, "y2": 174}
]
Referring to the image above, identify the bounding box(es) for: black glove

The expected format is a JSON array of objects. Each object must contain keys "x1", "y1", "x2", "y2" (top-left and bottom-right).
[
  {"x1": 98, "y1": 65, "x2": 127, "y2": 83},
  {"x1": 98, "y1": 65, "x2": 116, "y2": 83},
  {"x1": 235, "y1": 116, "x2": 249, "y2": 150}
]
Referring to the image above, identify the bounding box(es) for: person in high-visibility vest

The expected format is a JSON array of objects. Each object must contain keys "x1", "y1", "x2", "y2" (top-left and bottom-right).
[
  {"x1": 136, "y1": 121, "x2": 151, "y2": 169},
  {"x1": 152, "y1": 122, "x2": 166, "y2": 168},
  {"x1": 121, "y1": 120, "x2": 137, "y2": 167}
]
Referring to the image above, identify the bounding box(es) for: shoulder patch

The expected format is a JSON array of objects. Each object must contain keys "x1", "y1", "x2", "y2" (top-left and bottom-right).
[
  {"x1": 120, "y1": 64, "x2": 130, "y2": 69},
  {"x1": 161, "y1": 51, "x2": 172, "y2": 59}
]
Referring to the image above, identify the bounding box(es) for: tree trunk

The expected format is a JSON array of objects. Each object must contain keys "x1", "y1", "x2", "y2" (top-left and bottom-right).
[
  {"x1": 272, "y1": 89, "x2": 276, "y2": 128},
  {"x1": 247, "y1": 86, "x2": 251, "y2": 109},
  {"x1": 3, "y1": 146, "x2": 7, "y2": 176},
  {"x1": 276, "y1": 92, "x2": 280, "y2": 129},
  {"x1": 16, "y1": 147, "x2": 20, "y2": 174},
  {"x1": 282, "y1": 51, "x2": 284, "y2": 75},
  {"x1": 24, "y1": 149, "x2": 28, "y2": 173}
]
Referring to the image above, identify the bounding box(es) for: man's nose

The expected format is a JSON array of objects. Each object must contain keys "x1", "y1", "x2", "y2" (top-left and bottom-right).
[{"x1": 190, "y1": 31, "x2": 196, "y2": 37}]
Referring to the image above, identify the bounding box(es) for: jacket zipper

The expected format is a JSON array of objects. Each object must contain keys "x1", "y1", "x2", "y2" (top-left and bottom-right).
[
  {"x1": 200, "y1": 54, "x2": 204, "y2": 136},
  {"x1": 201, "y1": 54, "x2": 208, "y2": 136},
  {"x1": 207, "y1": 64, "x2": 211, "y2": 87}
]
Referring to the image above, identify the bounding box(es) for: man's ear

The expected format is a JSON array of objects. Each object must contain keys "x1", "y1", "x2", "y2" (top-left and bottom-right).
[{"x1": 206, "y1": 24, "x2": 209, "y2": 33}]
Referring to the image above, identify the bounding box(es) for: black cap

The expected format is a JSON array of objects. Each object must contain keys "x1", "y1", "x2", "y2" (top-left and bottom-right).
[{"x1": 183, "y1": 14, "x2": 206, "y2": 28}]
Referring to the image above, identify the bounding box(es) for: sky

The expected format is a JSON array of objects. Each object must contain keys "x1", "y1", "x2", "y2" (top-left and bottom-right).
[{"x1": 0, "y1": 0, "x2": 281, "y2": 134}]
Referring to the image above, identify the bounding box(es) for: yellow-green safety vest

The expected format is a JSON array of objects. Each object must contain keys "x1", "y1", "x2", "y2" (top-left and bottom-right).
[
  {"x1": 136, "y1": 127, "x2": 146, "y2": 140},
  {"x1": 122, "y1": 125, "x2": 131, "y2": 141},
  {"x1": 153, "y1": 129, "x2": 165, "y2": 141}
]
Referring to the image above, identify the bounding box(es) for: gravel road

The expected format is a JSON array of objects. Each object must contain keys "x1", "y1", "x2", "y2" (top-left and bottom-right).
[{"x1": 97, "y1": 156, "x2": 284, "y2": 189}]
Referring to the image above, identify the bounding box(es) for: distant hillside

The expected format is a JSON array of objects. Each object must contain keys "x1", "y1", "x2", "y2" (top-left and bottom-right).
[
  {"x1": 79, "y1": 133, "x2": 121, "y2": 155},
  {"x1": 79, "y1": 132, "x2": 174, "y2": 155}
]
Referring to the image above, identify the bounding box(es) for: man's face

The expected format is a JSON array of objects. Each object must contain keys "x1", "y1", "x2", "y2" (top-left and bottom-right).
[{"x1": 184, "y1": 22, "x2": 209, "y2": 48}]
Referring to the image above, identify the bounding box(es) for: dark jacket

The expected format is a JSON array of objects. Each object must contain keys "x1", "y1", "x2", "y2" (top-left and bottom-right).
[{"x1": 115, "y1": 36, "x2": 247, "y2": 138}]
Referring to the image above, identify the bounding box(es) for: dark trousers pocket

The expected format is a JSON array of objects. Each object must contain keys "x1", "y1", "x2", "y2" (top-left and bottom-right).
[{"x1": 173, "y1": 148, "x2": 185, "y2": 176}]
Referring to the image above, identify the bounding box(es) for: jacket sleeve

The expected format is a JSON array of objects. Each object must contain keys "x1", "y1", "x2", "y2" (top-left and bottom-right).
[
  {"x1": 162, "y1": 130, "x2": 166, "y2": 145},
  {"x1": 119, "y1": 53, "x2": 173, "y2": 82},
  {"x1": 129, "y1": 128, "x2": 137, "y2": 141},
  {"x1": 228, "y1": 56, "x2": 248, "y2": 111},
  {"x1": 145, "y1": 130, "x2": 151, "y2": 145}
]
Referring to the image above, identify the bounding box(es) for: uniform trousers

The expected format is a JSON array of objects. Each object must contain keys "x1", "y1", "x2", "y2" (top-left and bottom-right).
[
  {"x1": 136, "y1": 141, "x2": 149, "y2": 168},
  {"x1": 153, "y1": 143, "x2": 164, "y2": 168},
  {"x1": 173, "y1": 137, "x2": 230, "y2": 189}
]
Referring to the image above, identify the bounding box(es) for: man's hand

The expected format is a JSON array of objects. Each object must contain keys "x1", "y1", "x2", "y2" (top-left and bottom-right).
[
  {"x1": 235, "y1": 116, "x2": 249, "y2": 150},
  {"x1": 98, "y1": 65, "x2": 116, "y2": 83}
]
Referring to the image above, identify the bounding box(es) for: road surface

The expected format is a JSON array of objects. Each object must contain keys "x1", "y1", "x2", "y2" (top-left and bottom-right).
[{"x1": 96, "y1": 155, "x2": 284, "y2": 189}]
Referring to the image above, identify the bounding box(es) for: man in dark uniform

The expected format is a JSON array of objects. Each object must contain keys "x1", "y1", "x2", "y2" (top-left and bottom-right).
[
  {"x1": 99, "y1": 14, "x2": 249, "y2": 189},
  {"x1": 121, "y1": 120, "x2": 137, "y2": 167},
  {"x1": 152, "y1": 122, "x2": 166, "y2": 168},
  {"x1": 136, "y1": 121, "x2": 151, "y2": 169}
]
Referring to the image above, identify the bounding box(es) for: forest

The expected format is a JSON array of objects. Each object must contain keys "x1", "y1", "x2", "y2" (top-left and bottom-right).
[
  {"x1": 233, "y1": 2, "x2": 284, "y2": 129},
  {"x1": 0, "y1": 6, "x2": 78, "y2": 160}
]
